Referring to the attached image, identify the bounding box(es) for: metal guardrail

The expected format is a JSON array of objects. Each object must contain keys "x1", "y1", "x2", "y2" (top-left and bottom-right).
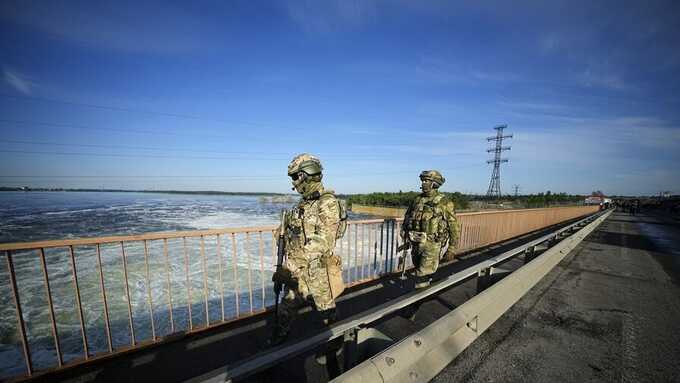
[
  {"x1": 332, "y1": 209, "x2": 613, "y2": 383},
  {"x1": 0, "y1": 205, "x2": 598, "y2": 380},
  {"x1": 187, "y1": 208, "x2": 606, "y2": 383}
]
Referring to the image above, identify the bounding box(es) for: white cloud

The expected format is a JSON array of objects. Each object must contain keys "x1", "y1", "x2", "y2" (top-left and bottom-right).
[
  {"x1": 575, "y1": 68, "x2": 627, "y2": 91},
  {"x1": 511, "y1": 116, "x2": 680, "y2": 172},
  {"x1": 3, "y1": 68, "x2": 34, "y2": 95},
  {"x1": 350, "y1": 142, "x2": 477, "y2": 157},
  {"x1": 505, "y1": 120, "x2": 680, "y2": 195},
  {"x1": 286, "y1": 0, "x2": 376, "y2": 33},
  {"x1": 414, "y1": 55, "x2": 523, "y2": 87},
  {"x1": 498, "y1": 101, "x2": 568, "y2": 113},
  {"x1": 539, "y1": 34, "x2": 560, "y2": 52},
  {"x1": 604, "y1": 117, "x2": 680, "y2": 150},
  {"x1": 471, "y1": 71, "x2": 520, "y2": 82},
  {"x1": 414, "y1": 57, "x2": 471, "y2": 86}
]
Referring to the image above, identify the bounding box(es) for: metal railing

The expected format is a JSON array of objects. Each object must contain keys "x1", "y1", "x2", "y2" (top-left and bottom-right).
[
  {"x1": 0, "y1": 205, "x2": 598, "y2": 380},
  {"x1": 189, "y1": 208, "x2": 609, "y2": 383}
]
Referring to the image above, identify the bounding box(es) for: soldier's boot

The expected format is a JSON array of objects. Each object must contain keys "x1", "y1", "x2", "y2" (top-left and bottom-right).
[
  {"x1": 398, "y1": 303, "x2": 418, "y2": 322},
  {"x1": 269, "y1": 327, "x2": 289, "y2": 347},
  {"x1": 320, "y1": 307, "x2": 338, "y2": 326},
  {"x1": 316, "y1": 308, "x2": 342, "y2": 365},
  {"x1": 400, "y1": 275, "x2": 431, "y2": 321},
  {"x1": 269, "y1": 310, "x2": 293, "y2": 347},
  {"x1": 414, "y1": 274, "x2": 431, "y2": 289}
]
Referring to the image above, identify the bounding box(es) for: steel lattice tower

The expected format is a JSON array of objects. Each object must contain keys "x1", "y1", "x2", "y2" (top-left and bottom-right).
[{"x1": 486, "y1": 125, "x2": 512, "y2": 200}]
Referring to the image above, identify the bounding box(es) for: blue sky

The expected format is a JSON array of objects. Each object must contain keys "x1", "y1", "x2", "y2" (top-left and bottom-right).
[{"x1": 1, "y1": 0, "x2": 679, "y2": 195}]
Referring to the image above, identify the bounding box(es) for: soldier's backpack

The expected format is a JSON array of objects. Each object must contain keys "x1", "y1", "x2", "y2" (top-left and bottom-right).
[
  {"x1": 319, "y1": 191, "x2": 347, "y2": 298},
  {"x1": 336, "y1": 199, "x2": 348, "y2": 240},
  {"x1": 320, "y1": 191, "x2": 348, "y2": 240}
]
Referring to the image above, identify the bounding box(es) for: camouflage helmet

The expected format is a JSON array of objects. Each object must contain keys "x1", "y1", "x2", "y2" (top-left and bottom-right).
[
  {"x1": 419, "y1": 170, "x2": 445, "y2": 186},
  {"x1": 287, "y1": 153, "x2": 323, "y2": 177}
]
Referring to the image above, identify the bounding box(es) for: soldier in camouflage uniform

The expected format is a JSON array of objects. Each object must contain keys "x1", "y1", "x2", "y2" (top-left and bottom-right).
[
  {"x1": 271, "y1": 153, "x2": 343, "y2": 345},
  {"x1": 402, "y1": 170, "x2": 459, "y2": 289}
]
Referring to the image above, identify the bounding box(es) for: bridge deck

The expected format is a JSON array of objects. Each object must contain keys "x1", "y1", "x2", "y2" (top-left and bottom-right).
[{"x1": 432, "y1": 211, "x2": 680, "y2": 382}]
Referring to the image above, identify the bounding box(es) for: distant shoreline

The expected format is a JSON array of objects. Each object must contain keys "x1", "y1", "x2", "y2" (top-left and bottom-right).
[{"x1": 0, "y1": 187, "x2": 291, "y2": 197}]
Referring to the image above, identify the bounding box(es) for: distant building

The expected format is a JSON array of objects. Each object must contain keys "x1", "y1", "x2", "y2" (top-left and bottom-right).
[
  {"x1": 585, "y1": 195, "x2": 612, "y2": 209},
  {"x1": 584, "y1": 196, "x2": 603, "y2": 205}
]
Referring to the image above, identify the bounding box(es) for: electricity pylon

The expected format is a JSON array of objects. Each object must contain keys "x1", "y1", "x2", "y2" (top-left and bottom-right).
[{"x1": 486, "y1": 125, "x2": 512, "y2": 200}]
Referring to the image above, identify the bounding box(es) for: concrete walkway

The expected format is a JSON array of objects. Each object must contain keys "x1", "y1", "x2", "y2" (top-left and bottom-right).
[{"x1": 433, "y1": 211, "x2": 680, "y2": 382}]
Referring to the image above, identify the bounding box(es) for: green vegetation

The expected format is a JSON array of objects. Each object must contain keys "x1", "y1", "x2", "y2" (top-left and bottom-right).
[
  {"x1": 518, "y1": 191, "x2": 583, "y2": 208},
  {"x1": 341, "y1": 191, "x2": 470, "y2": 210},
  {"x1": 342, "y1": 190, "x2": 584, "y2": 211},
  {"x1": 482, "y1": 191, "x2": 584, "y2": 208}
]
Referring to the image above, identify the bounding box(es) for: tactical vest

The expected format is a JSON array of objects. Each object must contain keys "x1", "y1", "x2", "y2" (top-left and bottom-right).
[
  {"x1": 285, "y1": 190, "x2": 345, "y2": 260},
  {"x1": 405, "y1": 193, "x2": 448, "y2": 242}
]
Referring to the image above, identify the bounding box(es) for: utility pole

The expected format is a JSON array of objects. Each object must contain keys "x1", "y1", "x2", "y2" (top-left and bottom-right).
[{"x1": 486, "y1": 125, "x2": 512, "y2": 201}]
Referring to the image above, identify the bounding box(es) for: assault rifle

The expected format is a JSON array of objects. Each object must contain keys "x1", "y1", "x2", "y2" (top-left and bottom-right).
[
  {"x1": 274, "y1": 210, "x2": 288, "y2": 327},
  {"x1": 397, "y1": 240, "x2": 411, "y2": 279}
]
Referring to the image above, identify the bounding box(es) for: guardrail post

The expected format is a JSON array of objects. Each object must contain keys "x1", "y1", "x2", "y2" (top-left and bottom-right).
[
  {"x1": 524, "y1": 246, "x2": 536, "y2": 264},
  {"x1": 343, "y1": 328, "x2": 359, "y2": 372},
  {"x1": 477, "y1": 267, "x2": 492, "y2": 292}
]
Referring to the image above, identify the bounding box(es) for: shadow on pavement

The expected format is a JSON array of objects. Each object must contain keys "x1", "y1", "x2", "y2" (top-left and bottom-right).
[
  {"x1": 606, "y1": 218, "x2": 680, "y2": 228},
  {"x1": 585, "y1": 230, "x2": 659, "y2": 253}
]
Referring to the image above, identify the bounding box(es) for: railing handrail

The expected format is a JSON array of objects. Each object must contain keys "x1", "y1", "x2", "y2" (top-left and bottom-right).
[
  {"x1": 455, "y1": 205, "x2": 588, "y2": 216},
  {"x1": 0, "y1": 206, "x2": 587, "y2": 252},
  {"x1": 0, "y1": 227, "x2": 276, "y2": 251}
]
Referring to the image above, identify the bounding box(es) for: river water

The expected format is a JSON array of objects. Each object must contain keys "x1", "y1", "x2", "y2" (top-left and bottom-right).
[{"x1": 0, "y1": 191, "x2": 371, "y2": 378}]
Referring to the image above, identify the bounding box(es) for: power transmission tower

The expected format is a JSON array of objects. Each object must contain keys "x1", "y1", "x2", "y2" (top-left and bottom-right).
[
  {"x1": 513, "y1": 184, "x2": 520, "y2": 197},
  {"x1": 486, "y1": 125, "x2": 512, "y2": 200}
]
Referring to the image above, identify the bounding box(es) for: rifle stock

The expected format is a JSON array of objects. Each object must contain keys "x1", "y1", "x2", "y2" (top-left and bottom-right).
[
  {"x1": 398, "y1": 240, "x2": 410, "y2": 279},
  {"x1": 274, "y1": 210, "x2": 287, "y2": 326}
]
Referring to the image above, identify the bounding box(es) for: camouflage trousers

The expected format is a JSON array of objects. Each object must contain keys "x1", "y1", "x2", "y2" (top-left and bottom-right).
[
  {"x1": 277, "y1": 258, "x2": 335, "y2": 336},
  {"x1": 411, "y1": 241, "x2": 443, "y2": 288}
]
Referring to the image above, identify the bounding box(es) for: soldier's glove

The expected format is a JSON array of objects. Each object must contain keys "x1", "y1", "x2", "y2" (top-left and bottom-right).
[{"x1": 272, "y1": 268, "x2": 295, "y2": 286}]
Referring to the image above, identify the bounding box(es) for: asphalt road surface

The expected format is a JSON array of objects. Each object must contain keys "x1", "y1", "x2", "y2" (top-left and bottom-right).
[{"x1": 432, "y1": 211, "x2": 680, "y2": 382}]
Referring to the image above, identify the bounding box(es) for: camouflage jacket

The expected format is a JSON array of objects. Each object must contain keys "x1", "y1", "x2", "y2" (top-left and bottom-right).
[
  {"x1": 403, "y1": 190, "x2": 459, "y2": 246},
  {"x1": 283, "y1": 184, "x2": 340, "y2": 275}
]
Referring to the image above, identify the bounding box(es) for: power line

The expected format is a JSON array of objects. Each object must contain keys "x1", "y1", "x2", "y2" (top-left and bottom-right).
[
  {"x1": 0, "y1": 139, "x2": 388, "y2": 160},
  {"x1": 0, "y1": 149, "x2": 290, "y2": 161},
  {"x1": 0, "y1": 138, "x2": 279, "y2": 155},
  {"x1": 0, "y1": 174, "x2": 280, "y2": 179},
  {"x1": 0, "y1": 93, "x2": 299, "y2": 131},
  {"x1": 0, "y1": 164, "x2": 486, "y2": 180},
  {"x1": 0, "y1": 120, "x2": 471, "y2": 160},
  {"x1": 1, "y1": 149, "x2": 472, "y2": 163},
  {"x1": 0, "y1": 118, "x2": 282, "y2": 142}
]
